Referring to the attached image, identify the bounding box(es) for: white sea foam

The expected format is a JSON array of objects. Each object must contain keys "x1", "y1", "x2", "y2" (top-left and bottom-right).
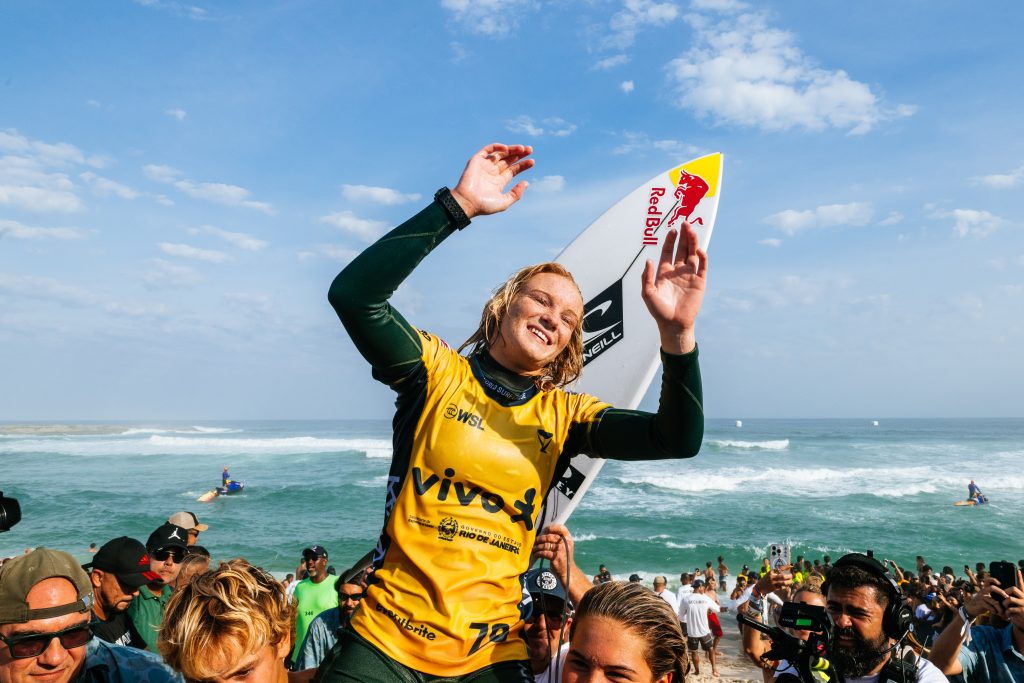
[
  {"x1": 708, "y1": 439, "x2": 790, "y2": 450},
  {"x1": 573, "y1": 533, "x2": 598, "y2": 542},
  {"x1": 0, "y1": 435, "x2": 393, "y2": 458},
  {"x1": 666, "y1": 541, "x2": 697, "y2": 549},
  {"x1": 616, "y1": 466, "x2": 1024, "y2": 498},
  {"x1": 191, "y1": 426, "x2": 242, "y2": 434}
]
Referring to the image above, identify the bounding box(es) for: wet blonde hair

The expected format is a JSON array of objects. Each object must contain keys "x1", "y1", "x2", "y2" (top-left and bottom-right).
[
  {"x1": 571, "y1": 581, "x2": 688, "y2": 683},
  {"x1": 158, "y1": 559, "x2": 294, "y2": 681},
  {"x1": 459, "y1": 262, "x2": 584, "y2": 391}
]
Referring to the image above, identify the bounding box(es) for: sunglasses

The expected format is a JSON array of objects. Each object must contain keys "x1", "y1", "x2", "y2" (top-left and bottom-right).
[
  {"x1": 0, "y1": 623, "x2": 92, "y2": 659},
  {"x1": 526, "y1": 606, "x2": 568, "y2": 626},
  {"x1": 152, "y1": 548, "x2": 185, "y2": 563},
  {"x1": 340, "y1": 592, "x2": 364, "y2": 601}
]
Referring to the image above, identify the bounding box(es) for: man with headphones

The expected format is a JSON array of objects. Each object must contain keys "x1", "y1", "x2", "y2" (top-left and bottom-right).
[{"x1": 823, "y1": 554, "x2": 948, "y2": 683}]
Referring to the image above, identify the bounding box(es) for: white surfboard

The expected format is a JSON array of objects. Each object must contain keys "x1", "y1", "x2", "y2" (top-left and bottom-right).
[{"x1": 542, "y1": 153, "x2": 723, "y2": 525}]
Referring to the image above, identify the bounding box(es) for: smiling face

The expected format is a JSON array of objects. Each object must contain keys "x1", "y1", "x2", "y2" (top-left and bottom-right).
[
  {"x1": 488, "y1": 272, "x2": 583, "y2": 376},
  {"x1": 563, "y1": 615, "x2": 670, "y2": 683}
]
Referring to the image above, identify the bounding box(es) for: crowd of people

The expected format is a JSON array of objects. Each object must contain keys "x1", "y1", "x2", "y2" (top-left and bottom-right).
[{"x1": 2, "y1": 509, "x2": 1022, "y2": 683}]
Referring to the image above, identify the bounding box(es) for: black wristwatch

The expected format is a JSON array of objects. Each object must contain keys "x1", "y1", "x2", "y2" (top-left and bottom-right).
[{"x1": 434, "y1": 186, "x2": 471, "y2": 230}]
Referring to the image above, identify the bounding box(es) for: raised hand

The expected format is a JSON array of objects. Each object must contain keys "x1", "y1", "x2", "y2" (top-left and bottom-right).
[
  {"x1": 450, "y1": 143, "x2": 534, "y2": 219},
  {"x1": 641, "y1": 221, "x2": 709, "y2": 354}
]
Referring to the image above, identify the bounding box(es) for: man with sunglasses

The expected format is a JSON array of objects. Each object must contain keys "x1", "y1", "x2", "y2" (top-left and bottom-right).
[
  {"x1": 127, "y1": 523, "x2": 188, "y2": 653},
  {"x1": 288, "y1": 545, "x2": 338, "y2": 669},
  {"x1": 84, "y1": 537, "x2": 158, "y2": 649},
  {"x1": 523, "y1": 568, "x2": 573, "y2": 683},
  {"x1": 291, "y1": 579, "x2": 364, "y2": 672},
  {"x1": 0, "y1": 547, "x2": 181, "y2": 683}
]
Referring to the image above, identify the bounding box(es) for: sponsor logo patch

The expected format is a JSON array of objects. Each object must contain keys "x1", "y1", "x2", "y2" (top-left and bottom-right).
[
  {"x1": 582, "y1": 281, "x2": 624, "y2": 365},
  {"x1": 555, "y1": 463, "x2": 586, "y2": 500},
  {"x1": 437, "y1": 516, "x2": 459, "y2": 541}
]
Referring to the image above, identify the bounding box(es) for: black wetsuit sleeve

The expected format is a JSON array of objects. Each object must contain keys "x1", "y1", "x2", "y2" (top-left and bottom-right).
[
  {"x1": 569, "y1": 347, "x2": 704, "y2": 460},
  {"x1": 327, "y1": 201, "x2": 458, "y2": 385}
]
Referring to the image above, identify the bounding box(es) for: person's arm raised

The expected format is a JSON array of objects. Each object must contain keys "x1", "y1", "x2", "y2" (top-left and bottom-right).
[{"x1": 328, "y1": 143, "x2": 533, "y2": 381}]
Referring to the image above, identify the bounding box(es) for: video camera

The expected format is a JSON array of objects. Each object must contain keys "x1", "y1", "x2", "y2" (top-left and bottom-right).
[
  {"x1": 738, "y1": 601, "x2": 842, "y2": 683},
  {"x1": 0, "y1": 492, "x2": 22, "y2": 532}
]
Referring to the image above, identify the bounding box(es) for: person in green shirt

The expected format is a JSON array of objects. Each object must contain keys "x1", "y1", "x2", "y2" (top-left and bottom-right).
[
  {"x1": 289, "y1": 545, "x2": 339, "y2": 668},
  {"x1": 128, "y1": 522, "x2": 187, "y2": 651}
]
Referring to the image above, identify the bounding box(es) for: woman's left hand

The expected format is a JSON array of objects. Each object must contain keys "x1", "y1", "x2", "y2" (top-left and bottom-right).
[{"x1": 641, "y1": 221, "x2": 708, "y2": 354}]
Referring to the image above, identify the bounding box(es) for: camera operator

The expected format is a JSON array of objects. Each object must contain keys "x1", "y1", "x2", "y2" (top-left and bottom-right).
[
  {"x1": 743, "y1": 581, "x2": 827, "y2": 683},
  {"x1": 823, "y1": 553, "x2": 947, "y2": 683},
  {"x1": 928, "y1": 566, "x2": 1024, "y2": 683}
]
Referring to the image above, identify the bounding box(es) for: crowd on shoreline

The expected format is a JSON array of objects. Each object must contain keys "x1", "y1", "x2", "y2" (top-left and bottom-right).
[{"x1": 2, "y1": 507, "x2": 1022, "y2": 683}]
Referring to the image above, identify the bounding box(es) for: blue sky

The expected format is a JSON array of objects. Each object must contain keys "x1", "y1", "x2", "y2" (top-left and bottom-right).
[{"x1": 1, "y1": 0, "x2": 1022, "y2": 419}]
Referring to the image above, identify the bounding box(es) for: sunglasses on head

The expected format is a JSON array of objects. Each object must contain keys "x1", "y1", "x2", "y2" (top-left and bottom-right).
[
  {"x1": 152, "y1": 547, "x2": 185, "y2": 563},
  {"x1": 0, "y1": 623, "x2": 92, "y2": 659}
]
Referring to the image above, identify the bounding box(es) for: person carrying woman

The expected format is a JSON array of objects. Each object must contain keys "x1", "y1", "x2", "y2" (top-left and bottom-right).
[{"x1": 323, "y1": 142, "x2": 708, "y2": 682}]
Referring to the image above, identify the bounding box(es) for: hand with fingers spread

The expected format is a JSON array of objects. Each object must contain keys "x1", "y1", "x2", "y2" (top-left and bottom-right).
[
  {"x1": 964, "y1": 576, "x2": 1006, "y2": 619},
  {"x1": 641, "y1": 221, "x2": 709, "y2": 354},
  {"x1": 450, "y1": 143, "x2": 534, "y2": 219}
]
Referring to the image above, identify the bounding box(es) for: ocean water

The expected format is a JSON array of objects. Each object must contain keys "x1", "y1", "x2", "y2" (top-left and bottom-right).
[{"x1": 2, "y1": 419, "x2": 1022, "y2": 583}]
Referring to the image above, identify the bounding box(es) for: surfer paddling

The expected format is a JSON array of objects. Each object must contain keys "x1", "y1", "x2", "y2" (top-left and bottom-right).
[{"x1": 325, "y1": 143, "x2": 708, "y2": 682}]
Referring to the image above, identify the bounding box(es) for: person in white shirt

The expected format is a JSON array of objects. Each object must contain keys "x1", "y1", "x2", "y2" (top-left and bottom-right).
[
  {"x1": 685, "y1": 579, "x2": 726, "y2": 676},
  {"x1": 653, "y1": 575, "x2": 679, "y2": 614}
]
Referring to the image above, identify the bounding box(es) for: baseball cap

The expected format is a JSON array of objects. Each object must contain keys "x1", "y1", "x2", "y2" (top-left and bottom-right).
[
  {"x1": 628, "y1": 573, "x2": 642, "y2": 583},
  {"x1": 83, "y1": 537, "x2": 161, "y2": 588},
  {"x1": 524, "y1": 568, "x2": 568, "y2": 604},
  {"x1": 146, "y1": 523, "x2": 190, "y2": 552},
  {"x1": 302, "y1": 545, "x2": 328, "y2": 559},
  {"x1": 167, "y1": 511, "x2": 209, "y2": 532},
  {"x1": 0, "y1": 548, "x2": 93, "y2": 625},
  {"x1": 692, "y1": 578, "x2": 705, "y2": 588}
]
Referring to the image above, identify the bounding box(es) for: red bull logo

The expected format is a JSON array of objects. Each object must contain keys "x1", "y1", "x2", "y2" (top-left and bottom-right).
[{"x1": 642, "y1": 168, "x2": 711, "y2": 246}]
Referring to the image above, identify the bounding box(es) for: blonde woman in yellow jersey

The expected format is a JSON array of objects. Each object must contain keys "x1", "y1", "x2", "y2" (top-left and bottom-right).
[{"x1": 324, "y1": 143, "x2": 709, "y2": 682}]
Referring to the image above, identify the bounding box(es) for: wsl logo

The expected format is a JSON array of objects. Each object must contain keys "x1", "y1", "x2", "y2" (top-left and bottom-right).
[{"x1": 582, "y1": 281, "x2": 624, "y2": 366}]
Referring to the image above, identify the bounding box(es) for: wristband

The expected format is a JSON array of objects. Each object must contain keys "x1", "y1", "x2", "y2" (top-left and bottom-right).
[
  {"x1": 959, "y1": 605, "x2": 975, "y2": 644},
  {"x1": 434, "y1": 186, "x2": 471, "y2": 230}
]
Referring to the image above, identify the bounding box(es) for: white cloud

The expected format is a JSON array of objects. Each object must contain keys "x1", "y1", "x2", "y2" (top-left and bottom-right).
[
  {"x1": 0, "y1": 273, "x2": 97, "y2": 307},
  {"x1": 166, "y1": 108, "x2": 187, "y2": 121},
  {"x1": 86, "y1": 99, "x2": 102, "y2": 108},
  {"x1": 298, "y1": 244, "x2": 360, "y2": 263},
  {"x1": 223, "y1": 292, "x2": 272, "y2": 313},
  {"x1": 79, "y1": 172, "x2": 140, "y2": 199},
  {"x1": 506, "y1": 115, "x2": 577, "y2": 138},
  {"x1": 690, "y1": 0, "x2": 747, "y2": 11},
  {"x1": 620, "y1": 80, "x2": 635, "y2": 93},
  {"x1": 975, "y1": 164, "x2": 1024, "y2": 189},
  {"x1": 759, "y1": 238, "x2": 781, "y2": 247},
  {"x1": 879, "y1": 211, "x2": 904, "y2": 226},
  {"x1": 450, "y1": 41, "x2": 469, "y2": 63},
  {"x1": 200, "y1": 225, "x2": 268, "y2": 251},
  {"x1": 612, "y1": 131, "x2": 702, "y2": 157},
  {"x1": 667, "y1": 11, "x2": 913, "y2": 134},
  {"x1": 320, "y1": 211, "x2": 389, "y2": 242},
  {"x1": 949, "y1": 209, "x2": 1004, "y2": 238},
  {"x1": 158, "y1": 242, "x2": 232, "y2": 263},
  {"x1": 440, "y1": 0, "x2": 536, "y2": 37},
  {"x1": 593, "y1": 54, "x2": 630, "y2": 70},
  {"x1": 0, "y1": 129, "x2": 88, "y2": 166},
  {"x1": 605, "y1": 0, "x2": 680, "y2": 50},
  {"x1": 0, "y1": 130, "x2": 106, "y2": 212},
  {"x1": 144, "y1": 163, "x2": 273, "y2": 213},
  {"x1": 0, "y1": 219, "x2": 87, "y2": 241},
  {"x1": 765, "y1": 202, "x2": 873, "y2": 235},
  {"x1": 0, "y1": 184, "x2": 82, "y2": 213},
  {"x1": 532, "y1": 175, "x2": 566, "y2": 193},
  {"x1": 142, "y1": 259, "x2": 202, "y2": 288},
  {"x1": 341, "y1": 184, "x2": 422, "y2": 205}
]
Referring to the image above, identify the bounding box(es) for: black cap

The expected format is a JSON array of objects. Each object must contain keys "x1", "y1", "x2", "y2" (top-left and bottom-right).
[
  {"x1": 629, "y1": 573, "x2": 641, "y2": 582},
  {"x1": 524, "y1": 568, "x2": 568, "y2": 603},
  {"x1": 84, "y1": 537, "x2": 161, "y2": 589},
  {"x1": 146, "y1": 523, "x2": 189, "y2": 552},
  {"x1": 302, "y1": 545, "x2": 328, "y2": 559}
]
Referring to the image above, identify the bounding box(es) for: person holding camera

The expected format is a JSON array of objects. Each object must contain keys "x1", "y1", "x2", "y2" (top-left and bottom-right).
[
  {"x1": 822, "y1": 554, "x2": 947, "y2": 683},
  {"x1": 928, "y1": 566, "x2": 1024, "y2": 683}
]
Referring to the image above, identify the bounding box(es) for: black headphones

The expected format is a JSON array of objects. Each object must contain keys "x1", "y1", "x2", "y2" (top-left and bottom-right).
[{"x1": 822, "y1": 553, "x2": 912, "y2": 640}]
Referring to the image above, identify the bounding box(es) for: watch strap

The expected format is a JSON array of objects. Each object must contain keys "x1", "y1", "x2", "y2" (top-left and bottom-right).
[{"x1": 434, "y1": 186, "x2": 471, "y2": 230}]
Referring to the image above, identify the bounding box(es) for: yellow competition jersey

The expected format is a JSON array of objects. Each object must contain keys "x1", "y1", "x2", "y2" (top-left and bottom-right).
[{"x1": 351, "y1": 330, "x2": 609, "y2": 675}]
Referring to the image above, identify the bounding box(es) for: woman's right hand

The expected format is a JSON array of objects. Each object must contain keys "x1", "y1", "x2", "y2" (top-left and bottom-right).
[{"x1": 451, "y1": 143, "x2": 534, "y2": 219}]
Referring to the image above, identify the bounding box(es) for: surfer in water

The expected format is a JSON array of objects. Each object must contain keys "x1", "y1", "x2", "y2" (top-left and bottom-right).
[{"x1": 324, "y1": 143, "x2": 708, "y2": 682}]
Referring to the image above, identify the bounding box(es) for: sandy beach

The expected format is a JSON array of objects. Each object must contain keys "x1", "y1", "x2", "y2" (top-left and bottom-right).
[{"x1": 697, "y1": 612, "x2": 763, "y2": 683}]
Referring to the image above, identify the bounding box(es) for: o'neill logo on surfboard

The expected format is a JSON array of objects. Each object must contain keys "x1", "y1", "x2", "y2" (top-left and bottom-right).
[{"x1": 582, "y1": 280, "x2": 624, "y2": 366}]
